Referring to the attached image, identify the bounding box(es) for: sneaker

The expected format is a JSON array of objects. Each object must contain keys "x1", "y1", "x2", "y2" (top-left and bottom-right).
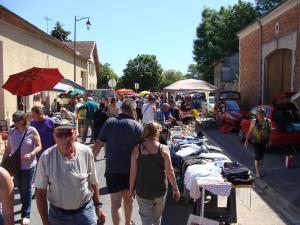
[{"x1": 22, "y1": 218, "x2": 30, "y2": 225}]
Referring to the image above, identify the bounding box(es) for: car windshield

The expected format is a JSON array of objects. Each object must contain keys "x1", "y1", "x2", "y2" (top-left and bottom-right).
[
  {"x1": 208, "y1": 97, "x2": 215, "y2": 103},
  {"x1": 273, "y1": 109, "x2": 300, "y2": 132},
  {"x1": 225, "y1": 101, "x2": 246, "y2": 111}
]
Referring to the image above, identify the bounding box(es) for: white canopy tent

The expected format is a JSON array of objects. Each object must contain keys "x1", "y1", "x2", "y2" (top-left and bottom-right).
[{"x1": 163, "y1": 79, "x2": 217, "y2": 92}]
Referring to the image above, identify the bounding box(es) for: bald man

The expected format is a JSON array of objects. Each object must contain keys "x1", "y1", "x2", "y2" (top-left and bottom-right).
[{"x1": 0, "y1": 167, "x2": 14, "y2": 225}]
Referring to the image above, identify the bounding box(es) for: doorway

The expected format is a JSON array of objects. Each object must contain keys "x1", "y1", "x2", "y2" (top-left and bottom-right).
[{"x1": 265, "y1": 49, "x2": 292, "y2": 103}]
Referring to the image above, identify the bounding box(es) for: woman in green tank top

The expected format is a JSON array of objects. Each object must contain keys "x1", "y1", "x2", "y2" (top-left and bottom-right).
[
  {"x1": 129, "y1": 122, "x2": 180, "y2": 225},
  {"x1": 245, "y1": 107, "x2": 271, "y2": 178}
]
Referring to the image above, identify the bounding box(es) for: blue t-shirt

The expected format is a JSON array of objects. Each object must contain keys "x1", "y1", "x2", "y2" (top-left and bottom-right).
[
  {"x1": 98, "y1": 113, "x2": 143, "y2": 174},
  {"x1": 31, "y1": 117, "x2": 55, "y2": 155}
]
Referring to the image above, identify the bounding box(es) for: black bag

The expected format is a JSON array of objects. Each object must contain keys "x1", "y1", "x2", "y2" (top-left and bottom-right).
[
  {"x1": 1, "y1": 129, "x2": 27, "y2": 176},
  {"x1": 222, "y1": 166, "x2": 250, "y2": 179}
]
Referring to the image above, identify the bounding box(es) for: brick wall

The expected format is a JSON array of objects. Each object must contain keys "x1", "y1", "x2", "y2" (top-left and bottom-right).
[
  {"x1": 239, "y1": 29, "x2": 261, "y2": 107},
  {"x1": 239, "y1": 4, "x2": 300, "y2": 108},
  {"x1": 295, "y1": 7, "x2": 300, "y2": 90},
  {"x1": 262, "y1": 6, "x2": 298, "y2": 45}
]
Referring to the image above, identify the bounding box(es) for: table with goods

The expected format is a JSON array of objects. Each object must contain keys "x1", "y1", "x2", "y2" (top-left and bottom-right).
[{"x1": 166, "y1": 120, "x2": 254, "y2": 225}]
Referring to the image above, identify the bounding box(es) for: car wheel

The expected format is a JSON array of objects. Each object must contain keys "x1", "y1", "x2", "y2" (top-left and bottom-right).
[{"x1": 238, "y1": 128, "x2": 245, "y2": 142}]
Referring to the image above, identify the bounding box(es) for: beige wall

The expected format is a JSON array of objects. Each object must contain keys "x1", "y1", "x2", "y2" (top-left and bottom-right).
[{"x1": 0, "y1": 20, "x2": 89, "y2": 120}]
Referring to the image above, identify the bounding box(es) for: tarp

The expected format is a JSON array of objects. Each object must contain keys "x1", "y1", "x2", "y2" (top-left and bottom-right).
[
  {"x1": 52, "y1": 79, "x2": 86, "y2": 92},
  {"x1": 163, "y1": 79, "x2": 217, "y2": 92}
]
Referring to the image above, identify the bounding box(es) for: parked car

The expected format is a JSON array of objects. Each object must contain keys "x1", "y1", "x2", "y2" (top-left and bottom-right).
[
  {"x1": 201, "y1": 96, "x2": 215, "y2": 113},
  {"x1": 239, "y1": 92, "x2": 300, "y2": 146},
  {"x1": 215, "y1": 100, "x2": 248, "y2": 130},
  {"x1": 218, "y1": 91, "x2": 241, "y2": 101}
]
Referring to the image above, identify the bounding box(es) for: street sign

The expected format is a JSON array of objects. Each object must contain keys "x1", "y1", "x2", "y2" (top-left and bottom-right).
[
  {"x1": 108, "y1": 79, "x2": 117, "y2": 88},
  {"x1": 135, "y1": 83, "x2": 139, "y2": 90}
]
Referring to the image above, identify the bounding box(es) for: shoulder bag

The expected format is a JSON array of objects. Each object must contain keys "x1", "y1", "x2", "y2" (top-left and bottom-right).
[{"x1": 1, "y1": 128, "x2": 28, "y2": 176}]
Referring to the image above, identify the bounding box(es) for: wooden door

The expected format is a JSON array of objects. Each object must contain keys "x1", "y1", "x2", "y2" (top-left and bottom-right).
[{"x1": 266, "y1": 49, "x2": 292, "y2": 103}]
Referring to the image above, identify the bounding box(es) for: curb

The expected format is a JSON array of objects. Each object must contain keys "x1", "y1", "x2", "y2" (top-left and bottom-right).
[{"x1": 202, "y1": 130, "x2": 300, "y2": 224}]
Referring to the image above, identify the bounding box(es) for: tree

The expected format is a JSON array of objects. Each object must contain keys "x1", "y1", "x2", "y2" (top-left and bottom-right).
[
  {"x1": 185, "y1": 64, "x2": 202, "y2": 79},
  {"x1": 193, "y1": 1, "x2": 258, "y2": 83},
  {"x1": 255, "y1": 0, "x2": 286, "y2": 15},
  {"x1": 159, "y1": 70, "x2": 185, "y2": 90},
  {"x1": 121, "y1": 54, "x2": 163, "y2": 91},
  {"x1": 97, "y1": 63, "x2": 118, "y2": 89},
  {"x1": 51, "y1": 21, "x2": 71, "y2": 41}
]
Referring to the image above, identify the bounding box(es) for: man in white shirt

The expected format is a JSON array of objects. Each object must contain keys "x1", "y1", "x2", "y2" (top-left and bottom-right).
[
  {"x1": 0, "y1": 167, "x2": 14, "y2": 225},
  {"x1": 35, "y1": 119, "x2": 105, "y2": 225},
  {"x1": 116, "y1": 95, "x2": 124, "y2": 115},
  {"x1": 142, "y1": 97, "x2": 156, "y2": 125}
]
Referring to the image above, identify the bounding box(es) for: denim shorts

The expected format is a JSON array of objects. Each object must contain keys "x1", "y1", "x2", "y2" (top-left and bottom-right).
[{"x1": 49, "y1": 199, "x2": 97, "y2": 225}]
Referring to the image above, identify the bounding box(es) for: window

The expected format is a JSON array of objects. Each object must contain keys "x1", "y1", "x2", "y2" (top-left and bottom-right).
[
  {"x1": 91, "y1": 63, "x2": 94, "y2": 75},
  {"x1": 225, "y1": 101, "x2": 246, "y2": 111},
  {"x1": 88, "y1": 62, "x2": 94, "y2": 76}
]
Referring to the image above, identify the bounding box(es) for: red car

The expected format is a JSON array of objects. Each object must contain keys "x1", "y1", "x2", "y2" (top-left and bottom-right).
[
  {"x1": 239, "y1": 92, "x2": 300, "y2": 146},
  {"x1": 215, "y1": 100, "x2": 248, "y2": 130}
]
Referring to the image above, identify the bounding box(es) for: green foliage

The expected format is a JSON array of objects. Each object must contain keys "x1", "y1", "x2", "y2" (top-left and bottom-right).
[
  {"x1": 50, "y1": 21, "x2": 71, "y2": 41},
  {"x1": 97, "y1": 63, "x2": 118, "y2": 89},
  {"x1": 193, "y1": 1, "x2": 258, "y2": 83},
  {"x1": 159, "y1": 70, "x2": 185, "y2": 90},
  {"x1": 255, "y1": 0, "x2": 286, "y2": 15},
  {"x1": 121, "y1": 54, "x2": 163, "y2": 91},
  {"x1": 185, "y1": 64, "x2": 202, "y2": 79}
]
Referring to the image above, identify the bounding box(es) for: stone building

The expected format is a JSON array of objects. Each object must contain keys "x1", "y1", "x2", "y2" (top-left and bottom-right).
[{"x1": 238, "y1": 0, "x2": 300, "y2": 107}]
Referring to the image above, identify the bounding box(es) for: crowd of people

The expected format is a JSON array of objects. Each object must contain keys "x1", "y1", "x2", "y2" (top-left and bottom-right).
[
  {"x1": 0, "y1": 91, "x2": 271, "y2": 225},
  {"x1": 0, "y1": 92, "x2": 184, "y2": 225}
]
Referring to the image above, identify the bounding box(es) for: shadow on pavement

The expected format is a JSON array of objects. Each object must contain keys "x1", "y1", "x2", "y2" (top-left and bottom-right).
[
  {"x1": 203, "y1": 128, "x2": 300, "y2": 224},
  {"x1": 161, "y1": 190, "x2": 192, "y2": 225}
]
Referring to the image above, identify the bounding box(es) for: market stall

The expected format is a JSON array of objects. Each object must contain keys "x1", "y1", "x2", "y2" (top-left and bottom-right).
[
  {"x1": 163, "y1": 79, "x2": 217, "y2": 123},
  {"x1": 167, "y1": 122, "x2": 254, "y2": 225}
]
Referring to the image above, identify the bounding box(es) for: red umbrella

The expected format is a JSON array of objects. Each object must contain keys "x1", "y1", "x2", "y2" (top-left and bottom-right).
[
  {"x1": 2, "y1": 67, "x2": 64, "y2": 96},
  {"x1": 116, "y1": 88, "x2": 136, "y2": 95}
]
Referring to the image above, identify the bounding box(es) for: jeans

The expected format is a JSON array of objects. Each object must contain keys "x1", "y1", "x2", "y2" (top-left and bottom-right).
[
  {"x1": 0, "y1": 214, "x2": 3, "y2": 225},
  {"x1": 14, "y1": 166, "x2": 36, "y2": 219},
  {"x1": 136, "y1": 194, "x2": 166, "y2": 225},
  {"x1": 49, "y1": 200, "x2": 97, "y2": 225}
]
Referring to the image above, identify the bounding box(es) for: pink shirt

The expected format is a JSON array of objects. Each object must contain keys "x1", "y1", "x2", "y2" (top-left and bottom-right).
[{"x1": 9, "y1": 126, "x2": 37, "y2": 170}]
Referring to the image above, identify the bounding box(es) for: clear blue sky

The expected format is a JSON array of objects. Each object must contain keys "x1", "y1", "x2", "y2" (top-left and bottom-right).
[{"x1": 1, "y1": 0, "x2": 255, "y2": 76}]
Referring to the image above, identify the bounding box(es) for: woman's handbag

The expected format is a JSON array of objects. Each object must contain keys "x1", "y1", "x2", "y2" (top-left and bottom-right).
[{"x1": 1, "y1": 128, "x2": 28, "y2": 176}]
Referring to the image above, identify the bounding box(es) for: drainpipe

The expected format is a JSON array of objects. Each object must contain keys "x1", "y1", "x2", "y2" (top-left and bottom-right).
[
  {"x1": 259, "y1": 19, "x2": 263, "y2": 104},
  {"x1": 295, "y1": 0, "x2": 299, "y2": 91}
]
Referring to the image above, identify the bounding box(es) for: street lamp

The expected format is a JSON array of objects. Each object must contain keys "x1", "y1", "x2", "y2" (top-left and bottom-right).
[{"x1": 74, "y1": 16, "x2": 91, "y2": 82}]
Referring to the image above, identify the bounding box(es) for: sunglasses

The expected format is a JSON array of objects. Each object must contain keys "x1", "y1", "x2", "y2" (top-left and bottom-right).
[{"x1": 54, "y1": 130, "x2": 74, "y2": 139}]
